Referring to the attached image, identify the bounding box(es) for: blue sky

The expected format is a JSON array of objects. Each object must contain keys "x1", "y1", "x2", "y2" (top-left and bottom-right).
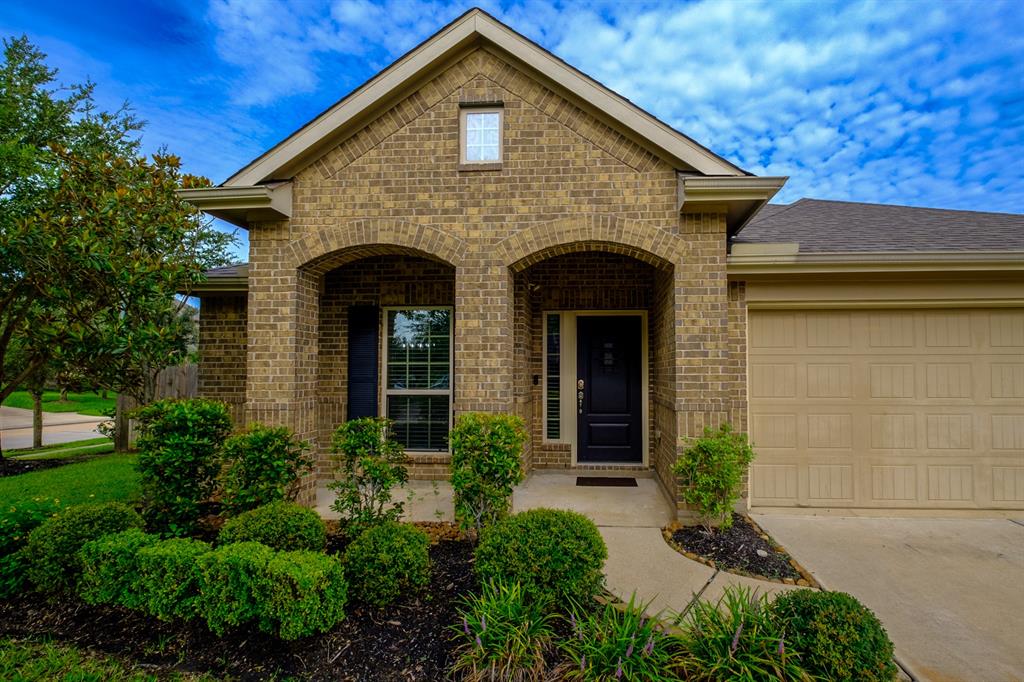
[{"x1": 4, "y1": 0, "x2": 1023, "y2": 261}]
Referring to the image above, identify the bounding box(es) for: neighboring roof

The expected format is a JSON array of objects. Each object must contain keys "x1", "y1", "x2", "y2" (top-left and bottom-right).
[
  {"x1": 735, "y1": 198, "x2": 1024, "y2": 253},
  {"x1": 188, "y1": 263, "x2": 248, "y2": 295},
  {"x1": 222, "y1": 7, "x2": 747, "y2": 186}
]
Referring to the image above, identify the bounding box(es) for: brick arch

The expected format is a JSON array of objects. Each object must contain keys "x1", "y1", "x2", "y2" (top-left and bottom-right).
[
  {"x1": 496, "y1": 215, "x2": 680, "y2": 272},
  {"x1": 288, "y1": 219, "x2": 467, "y2": 275}
]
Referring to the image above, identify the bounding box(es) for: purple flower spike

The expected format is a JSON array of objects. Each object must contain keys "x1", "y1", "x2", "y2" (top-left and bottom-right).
[
  {"x1": 625, "y1": 642, "x2": 634, "y2": 658},
  {"x1": 480, "y1": 614, "x2": 486, "y2": 632},
  {"x1": 730, "y1": 621, "x2": 744, "y2": 654},
  {"x1": 570, "y1": 612, "x2": 577, "y2": 630},
  {"x1": 580, "y1": 655, "x2": 585, "y2": 672},
  {"x1": 778, "y1": 636, "x2": 785, "y2": 657},
  {"x1": 475, "y1": 634, "x2": 482, "y2": 649},
  {"x1": 643, "y1": 635, "x2": 654, "y2": 656},
  {"x1": 615, "y1": 658, "x2": 623, "y2": 679},
  {"x1": 462, "y1": 616, "x2": 470, "y2": 637}
]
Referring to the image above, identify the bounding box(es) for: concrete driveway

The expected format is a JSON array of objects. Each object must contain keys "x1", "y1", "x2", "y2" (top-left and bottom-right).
[
  {"x1": 754, "y1": 514, "x2": 1024, "y2": 682},
  {"x1": 0, "y1": 406, "x2": 107, "y2": 450}
]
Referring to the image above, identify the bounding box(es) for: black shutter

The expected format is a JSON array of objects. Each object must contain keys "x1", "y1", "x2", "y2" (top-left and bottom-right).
[{"x1": 347, "y1": 306, "x2": 379, "y2": 420}]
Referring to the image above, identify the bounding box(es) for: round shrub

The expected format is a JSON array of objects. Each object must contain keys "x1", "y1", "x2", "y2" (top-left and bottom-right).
[
  {"x1": 218, "y1": 501, "x2": 326, "y2": 552},
  {"x1": 475, "y1": 508, "x2": 607, "y2": 608},
  {"x1": 25, "y1": 502, "x2": 144, "y2": 592},
  {"x1": 137, "y1": 537, "x2": 211, "y2": 622},
  {"x1": 220, "y1": 424, "x2": 312, "y2": 514},
  {"x1": 343, "y1": 521, "x2": 430, "y2": 607},
  {"x1": 264, "y1": 550, "x2": 348, "y2": 640},
  {"x1": 770, "y1": 589, "x2": 897, "y2": 682},
  {"x1": 198, "y1": 541, "x2": 275, "y2": 635},
  {"x1": 78, "y1": 529, "x2": 159, "y2": 608}
]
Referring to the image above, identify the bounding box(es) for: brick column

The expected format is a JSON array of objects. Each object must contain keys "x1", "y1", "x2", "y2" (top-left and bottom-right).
[
  {"x1": 244, "y1": 222, "x2": 321, "y2": 503},
  {"x1": 454, "y1": 255, "x2": 514, "y2": 414}
]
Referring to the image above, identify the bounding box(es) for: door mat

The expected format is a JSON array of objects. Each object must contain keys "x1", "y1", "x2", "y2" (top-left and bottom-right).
[{"x1": 576, "y1": 476, "x2": 638, "y2": 487}]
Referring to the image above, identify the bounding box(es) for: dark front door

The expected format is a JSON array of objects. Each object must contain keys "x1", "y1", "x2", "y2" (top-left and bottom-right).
[{"x1": 576, "y1": 315, "x2": 643, "y2": 463}]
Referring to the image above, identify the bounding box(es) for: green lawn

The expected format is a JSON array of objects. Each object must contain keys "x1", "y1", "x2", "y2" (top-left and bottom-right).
[
  {"x1": 8, "y1": 437, "x2": 114, "y2": 460},
  {"x1": 2, "y1": 390, "x2": 116, "y2": 416},
  {"x1": 0, "y1": 453, "x2": 139, "y2": 510},
  {"x1": 0, "y1": 638, "x2": 216, "y2": 681}
]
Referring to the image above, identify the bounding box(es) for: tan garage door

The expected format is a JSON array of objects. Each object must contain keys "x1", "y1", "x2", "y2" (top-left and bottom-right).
[{"x1": 748, "y1": 308, "x2": 1024, "y2": 510}]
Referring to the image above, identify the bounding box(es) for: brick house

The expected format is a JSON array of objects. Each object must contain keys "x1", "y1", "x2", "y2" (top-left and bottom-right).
[{"x1": 183, "y1": 9, "x2": 1024, "y2": 515}]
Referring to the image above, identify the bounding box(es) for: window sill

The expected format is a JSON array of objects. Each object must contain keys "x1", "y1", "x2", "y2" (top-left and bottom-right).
[{"x1": 457, "y1": 162, "x2": 503, "y2": 172}]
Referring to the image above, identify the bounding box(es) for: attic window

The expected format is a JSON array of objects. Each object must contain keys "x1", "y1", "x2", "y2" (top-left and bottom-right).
[{"x1": 460, "y1": 107, "x2": 502, "y2": 165}]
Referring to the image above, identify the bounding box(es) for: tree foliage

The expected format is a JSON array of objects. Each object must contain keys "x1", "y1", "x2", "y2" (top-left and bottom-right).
[{"x1": 0, "y1": 36, "x2": 236, "y2": 456}]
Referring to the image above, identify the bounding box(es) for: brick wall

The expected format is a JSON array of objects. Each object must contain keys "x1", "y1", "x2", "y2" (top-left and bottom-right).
[
  {"x1": 196, "y1": 295, "x2": 247, "y2": 423},
  {"x1": 206, "y1": 46, "x2": 740, "y2": 515}
]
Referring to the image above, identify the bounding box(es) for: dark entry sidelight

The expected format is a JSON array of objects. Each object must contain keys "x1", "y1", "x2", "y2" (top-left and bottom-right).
[{"x1": 576, "y1": 315, "x2": 643, "y2": 463}]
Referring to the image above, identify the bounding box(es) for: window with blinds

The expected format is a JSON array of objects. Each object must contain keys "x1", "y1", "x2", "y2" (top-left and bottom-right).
[
  {"x1": 384, "y1": 308, "x2": 451, "y2": 451},
  {"x1": 545, "y1": 313, "x2": 560, "y2": 440}
]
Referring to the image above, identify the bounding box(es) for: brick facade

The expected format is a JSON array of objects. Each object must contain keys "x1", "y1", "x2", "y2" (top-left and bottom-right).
[{"x1": 196, "y1": 47, "x2": 745, "y2": 514}]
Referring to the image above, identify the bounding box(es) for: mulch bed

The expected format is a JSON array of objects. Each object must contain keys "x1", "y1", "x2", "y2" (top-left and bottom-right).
[
  {"x1": 0, "y1": 538, "x2": 477, "y2": 681},
  {"x1": 0, "y1": 456, "x2": 73, "y2": 477},
  {"x1": 668, "y1": 513, "x2": 813, "y2": 584}
]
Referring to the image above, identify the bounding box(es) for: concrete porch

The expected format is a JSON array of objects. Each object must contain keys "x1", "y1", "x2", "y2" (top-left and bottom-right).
[{"x1": 314, "y1": 470, "x2": 675, "y2": 527}]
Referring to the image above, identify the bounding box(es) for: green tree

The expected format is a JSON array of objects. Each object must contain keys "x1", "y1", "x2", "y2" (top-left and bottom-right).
[{"x1": 0, "y1": 36, "x2": 235, "y2": 456}]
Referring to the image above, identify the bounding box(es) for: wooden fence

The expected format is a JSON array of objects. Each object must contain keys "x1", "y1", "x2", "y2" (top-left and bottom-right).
[{"x1": 115, "y1": 363, "x2": 197, "y2": 445}]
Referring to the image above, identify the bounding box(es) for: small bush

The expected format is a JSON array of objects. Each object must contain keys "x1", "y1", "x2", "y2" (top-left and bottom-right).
[
  {"x1": 218, "y1": 501, "x2": 326, "y2": 552},
  {"x1": 675, "y1": 585, "x2": 810, "y2": 681},
  {"x1": 137, "y1": 537, "x2": 211, "y2": 621},
  {"x1": 0, "y1": 499, "x2": 58, "y2": 598},
  {"x1": 220, "y1": 423, "x2": 313, "y2": 514},
  {"x1": 328, "y1": 417, "x2": 408, "y2": 530},
  {"x1": 78, "y1": 529, "x2": 159, "y2": 608},
  {"x1": 673, "y1": 424, "x2": 755, "y2": 530},
  {"x1": 452, "y1": 579, "x2": 556, "y2": 681},
  {"x1": 25, "y1": 502, "x2": 144, "y2": 592},
  {"x1": 263, "y1": 550, "x2": 348, "y2": 640},
  {"x1": 343, "y1": 521, "x2": 430, "y2": 607},
  {"x1": 449, "y1": 412, "x2": 526, "y2": 538},
  {"x1": 770, "y1": 589, "x2": 897, "y2": 682},
  {"x1": 560, "y1": 594, "x2": 678, "y2": 682},
  {"x1": 475, "y1": 509, "x2": 606, "y2": 609},
  {"x1": 197, "y1": 541, "x2": 275, "y2": 635},
  {"x1": 134, "y1": 398, "x2": 232, "y2": 536}
]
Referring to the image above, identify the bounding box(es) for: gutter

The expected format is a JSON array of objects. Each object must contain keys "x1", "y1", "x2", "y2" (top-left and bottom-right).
[{"x1": 728, "y1": 249, "x2": 1024, "y2": 276}]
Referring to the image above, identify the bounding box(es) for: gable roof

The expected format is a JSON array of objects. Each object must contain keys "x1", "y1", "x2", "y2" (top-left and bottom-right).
[
  {"x1": 222, "y1": 7, "x2": 748, "y2": 187},
  {"x1": 735, "y1": 198, "x2": 1024, "y2": 253}
]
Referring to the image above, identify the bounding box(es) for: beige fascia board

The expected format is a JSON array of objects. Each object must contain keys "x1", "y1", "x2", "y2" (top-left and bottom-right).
[
  {"x1": 223, "y1": 9, "x2": 746, "y2": 187},
  {"x1": 730, "y1": 242, "x2": 800, "y2": 257},
  {"x1": 178, "y1": 183, "x2": 291, "y2": 228},
  {"x1": 728, "y1": 250, "x2": 1024, "y2": 276},
  {"x1": 679, "y1": 175, "x2": 788, "y2": 205}
]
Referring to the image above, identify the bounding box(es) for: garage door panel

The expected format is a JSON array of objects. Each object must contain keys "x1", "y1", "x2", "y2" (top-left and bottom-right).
[{"x1": 750, "y1": 308, "x2": 1024, "y2": 510}]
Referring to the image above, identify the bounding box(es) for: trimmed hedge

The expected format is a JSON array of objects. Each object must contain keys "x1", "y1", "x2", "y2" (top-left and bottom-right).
[
  {"x1": 24, "y1": 502, "x2": 144, "y2": 593},
  {"x1": 475, "y1": 508, "x2": 607, "y2": 608},
  {"x1": 218, "y1": 501, "x2": 326, "y2": 552},
  {"x1": 78, "y1": 529, "x2": 159, "y2": 608},
  {"x1": 771, "y1": 589, "x2": 898, "y2": 682},
  {"x1": 343, "y1": 522, "x2": 430, "y2": 607},
  {"x1": 197, "y1": 541, "x2": 275, "y2": 636},
  {"x1": 264, "y1": 550, "x2": 348, "y2": 640},
  {"x1": 137, "y1": 537, "x2": 211, "y2": 621}
]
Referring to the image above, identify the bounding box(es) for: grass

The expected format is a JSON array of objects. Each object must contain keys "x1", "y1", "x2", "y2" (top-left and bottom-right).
[
  {"x1": 0, "y1": 453, "x2": 139, "y2": 510},
  {"x1": 0, "y1": 638, "x2": 217, "y2": 681},
  {"x1": 8, "y1": 437, "x2": 114, "y2": 460},
  {"x1": 2, "y1": 390, "x2": 116, "y2": 416}
]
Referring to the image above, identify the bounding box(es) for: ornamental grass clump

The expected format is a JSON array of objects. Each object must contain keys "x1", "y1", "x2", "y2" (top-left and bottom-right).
[
  {"x1": 475, "y1": 509, "x2": 606, "y2": 610},
  {"x1": 328, "y1": 417, "x2": 408, "y2": 531},
  {"x1": 559, "y1": 594, "x2": 679, "y2": 682},
  {"x1": 674, "y1": 585, "x2": 810, "y2": 681},
  {"x1": 673, "y1": 424, "x2": 755, "y2": 531},
  {"x1": 770, "y1": 589, "x2": 897, "y2": 682},
  {"x1": 449, "y1": 412, "x2": 526, "y2": 539},
  {"x1": 451, "y1": 579, "x2": 556, "y2": 682}
]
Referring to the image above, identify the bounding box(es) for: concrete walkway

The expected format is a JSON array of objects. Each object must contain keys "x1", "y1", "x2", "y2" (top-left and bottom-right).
[
  {"x1": 755, "y1": 514, "x2": 1024, "y2": 682},
  {"x1": 316, "y1": 471, "x2": 797, "y2": 618},
  {"x1": 0, "y1": 406, "x2": 107, "y2": 450}
]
